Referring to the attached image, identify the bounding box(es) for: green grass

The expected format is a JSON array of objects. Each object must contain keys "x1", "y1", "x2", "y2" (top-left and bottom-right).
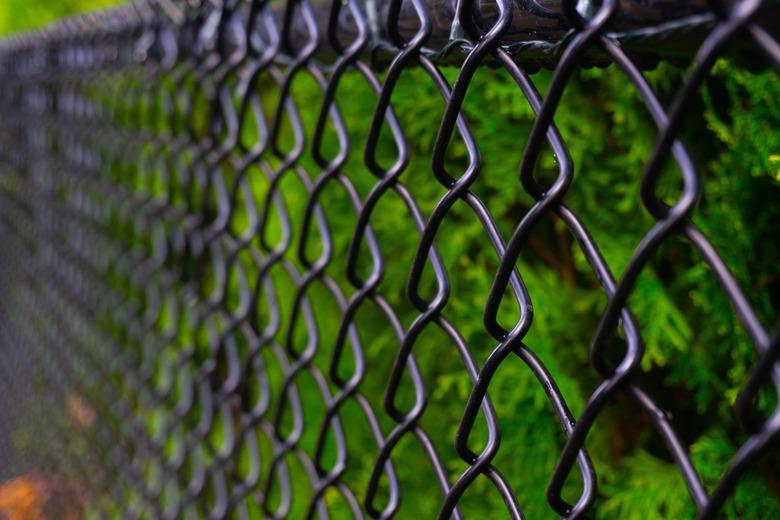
[{"x1": 0, "y1": 0, "x2": 122, "y2": 36}]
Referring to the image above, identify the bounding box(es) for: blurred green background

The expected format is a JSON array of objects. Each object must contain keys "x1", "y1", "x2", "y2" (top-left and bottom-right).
[
  {"x1": 2, "y1": 1, "x2": 779, "y2": 519},
  {"x1": 0, "y1": 0, "x2": 121, "y2": 35}
]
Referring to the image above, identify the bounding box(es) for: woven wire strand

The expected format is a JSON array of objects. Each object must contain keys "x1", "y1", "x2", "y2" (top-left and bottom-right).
[{"x1": 0, "y1": 0, "x2": 778, "y2": 518}]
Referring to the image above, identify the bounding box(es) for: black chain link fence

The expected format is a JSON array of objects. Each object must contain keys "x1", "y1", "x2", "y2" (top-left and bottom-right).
[{"x1": 0, "y1": 0, "x2": 778, "y2": 518}]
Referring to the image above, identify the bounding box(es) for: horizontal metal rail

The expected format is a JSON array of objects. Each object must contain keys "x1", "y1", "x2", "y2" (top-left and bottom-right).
[{"x1": 3, "y1": 0, "x2": 780, "y2": 70}]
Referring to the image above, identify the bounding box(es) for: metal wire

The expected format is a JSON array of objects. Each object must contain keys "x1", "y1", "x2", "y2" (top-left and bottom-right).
[{"x1": 0, "y1": 0, "x2": 778, "y2": 518}]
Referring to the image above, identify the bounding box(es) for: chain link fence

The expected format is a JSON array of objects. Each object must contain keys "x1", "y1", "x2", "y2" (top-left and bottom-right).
[{"x1": 0, "y1": 0, "x2": 778, "y2": 518}]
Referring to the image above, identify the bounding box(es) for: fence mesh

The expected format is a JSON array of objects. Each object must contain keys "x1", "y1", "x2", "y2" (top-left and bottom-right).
[{"x1": 0, "y1": 0, "x2": 779, "y2": 518}]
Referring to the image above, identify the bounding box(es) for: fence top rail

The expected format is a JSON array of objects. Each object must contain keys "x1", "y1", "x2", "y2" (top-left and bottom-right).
[{"x1": 1, "y1": 0, "x2": 778, "y2": 70}]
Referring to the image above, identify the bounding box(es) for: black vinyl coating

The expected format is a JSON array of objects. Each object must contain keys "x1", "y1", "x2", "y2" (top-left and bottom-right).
[{"x1": 0, "y1": 0, "x2": 778, "y2": 518}]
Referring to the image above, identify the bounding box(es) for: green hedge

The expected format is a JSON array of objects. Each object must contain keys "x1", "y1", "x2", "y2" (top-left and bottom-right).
[
  {"x1": 4, "y1": 2, "x2": 779, "y2": 517},
  {"x1": 236, "y1": 59, "x2": 780, "y2": 518}
]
